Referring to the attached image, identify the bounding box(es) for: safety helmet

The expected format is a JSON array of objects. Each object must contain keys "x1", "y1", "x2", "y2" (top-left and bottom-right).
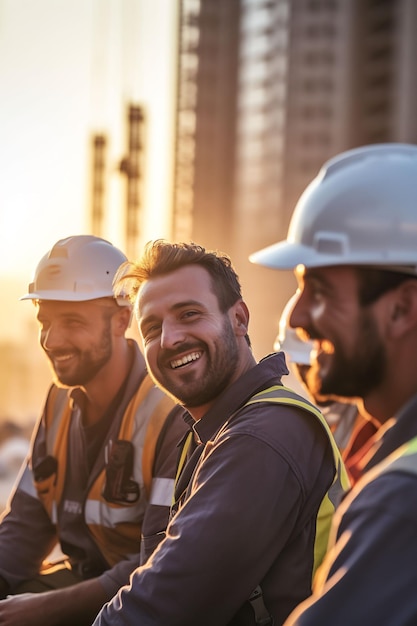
[
  {"x1": 274, "y1": 294, "x2": 313, "y2": 365},
  {"x1": 250, "y1": 143, "x2": 417, "y2": 273},
  {"x1": 20, "y1": 235, "x2": 129, "y2": 304}
]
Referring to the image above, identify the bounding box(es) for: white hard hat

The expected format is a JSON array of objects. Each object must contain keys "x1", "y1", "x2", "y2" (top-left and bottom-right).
[
  {"x1": 250, "y1": 143, "x2": 417, "y2": 272},
  {"x1": 20, "y1": 235, "x2": 129, "y2": 303},
  {"x1": 274, "y1": 294, "x2": 313, "y2": 365}
]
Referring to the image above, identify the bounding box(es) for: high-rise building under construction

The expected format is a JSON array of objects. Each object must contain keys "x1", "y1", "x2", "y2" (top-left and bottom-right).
[{"x1": 173, "y1": 0, "x2": 417, "y2": 357}]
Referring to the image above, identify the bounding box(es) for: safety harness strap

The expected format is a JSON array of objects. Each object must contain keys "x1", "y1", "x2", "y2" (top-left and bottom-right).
[{"x1": 249, "y1": 586, "x2": 274, "y2": 626}]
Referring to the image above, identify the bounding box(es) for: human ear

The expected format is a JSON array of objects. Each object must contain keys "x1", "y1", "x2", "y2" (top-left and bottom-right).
[
  {"x1": 113, "y1": 306, "x2": 133, "y2": 335},
  {"x1": 232, "y1": 300, "x2": 250, "y2": 337},
  {"x1": 389, "y1": 280, "x2": 417, "y2": 337}
]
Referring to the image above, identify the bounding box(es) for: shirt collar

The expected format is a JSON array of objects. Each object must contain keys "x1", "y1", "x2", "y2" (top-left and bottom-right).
[{"x1": 191, "y1": 351, "x2": 289, "y2": 444}]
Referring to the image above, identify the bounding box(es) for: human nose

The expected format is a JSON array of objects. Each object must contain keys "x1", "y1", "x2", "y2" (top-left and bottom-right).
[
  {"x1": 40, "y1": 323, "x2": 64, "y2": 352},
  {"x1": 160, "y1": 320, "x2": 185, "y2": 350},
  {"x1": 289, "y1": 292, "x2": 309, "y2": 330}
]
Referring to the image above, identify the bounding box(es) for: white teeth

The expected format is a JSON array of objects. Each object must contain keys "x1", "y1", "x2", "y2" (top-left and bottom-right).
[
  {"x1": 170, "y1": 352, "x2": 201, "y2": 369},
  {"x1": 54, "y1": 354, "x2": 73, "y2": 362}
]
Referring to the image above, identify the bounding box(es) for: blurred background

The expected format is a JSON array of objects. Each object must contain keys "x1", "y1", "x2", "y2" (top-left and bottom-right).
[{"x1": 1, "y1": 0, "x2": 417, "y2": 508}]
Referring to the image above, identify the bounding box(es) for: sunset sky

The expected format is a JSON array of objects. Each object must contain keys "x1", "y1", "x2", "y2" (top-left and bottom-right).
[
  {"x1": 0, "y1": 1, "x2": 309, "y2": 421},
  {"x1": 0, "y1": 0, "x2": 177, "y2": 340}
]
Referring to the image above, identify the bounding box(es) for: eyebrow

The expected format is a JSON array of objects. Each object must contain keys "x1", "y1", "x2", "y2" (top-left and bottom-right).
[
  {"x1": 37, "y1": 311, "x2": 87, "y2": 323},
  {"x1": 302, "y1": 268, "x2": 329, "y2": 283},
  {"x1": 139, "y1": 299, "x2": 205, "y2": 324}
]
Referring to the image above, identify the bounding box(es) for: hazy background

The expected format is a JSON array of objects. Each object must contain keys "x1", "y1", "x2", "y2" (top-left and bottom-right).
[
  {"x1": 0, "y1": 0, "x2": 182, "y2": 508},
  {"x1": 0, "y1": 0, "x2": 180, "y2": 427}
]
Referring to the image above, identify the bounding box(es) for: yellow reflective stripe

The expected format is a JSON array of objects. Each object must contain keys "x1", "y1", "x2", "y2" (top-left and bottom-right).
[
  {"x1": 244, "y1": 384, "x2": 350, "y2": 575},
  {"x1": 247, "y1": 385, "x2": 324, "y2": 420},
  {"x1": 173, "y1": 431, "x2": 194, "y2": 505},
  {"x1": 149, "y1": 477, "x2": 175, "y2": 507},
  {"x1": 84, "y1": 499, "x2": 145, "y2": 527},
  {"x1": 400, "y1": 435, "x2": 417, "y2": 458},
  {"x1": 378, "y1": 435, "x2": 417, "y2": 477},
  {"x1": 247, "y1": 385, "x2": 350, "y2": 489}
]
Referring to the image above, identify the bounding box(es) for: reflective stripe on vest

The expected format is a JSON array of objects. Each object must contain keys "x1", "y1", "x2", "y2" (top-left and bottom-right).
[
  {"x1": 244, "y1": 384, "x2": 350, "y2": 575},
  {"x1": 378, "y1": 435, "x2": 417, "y2": 477}
]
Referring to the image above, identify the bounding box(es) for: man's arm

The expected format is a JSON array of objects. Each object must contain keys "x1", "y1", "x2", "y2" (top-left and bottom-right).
[
  {"x1": 0, "y1": 577, "x2": 108, "y2": 626},
  {"x1": 0, "y1": 464, "x2": 57, "y2": 592},
  {"x1": 93, "y1": 432, "x2": 308, "y2": 626},
  {"x1": 284, "y1": 472, "x2": 417, "y2": 625}
]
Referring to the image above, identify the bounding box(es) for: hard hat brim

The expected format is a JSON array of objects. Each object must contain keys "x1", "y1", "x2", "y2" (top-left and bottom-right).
[
  {"x1": 250, "y1": 240, "x2": 417, "y2": 272},
  {"x1": 250, "y1": 240, "x2": 321, "y2": 270},
  {"x1": 19, "y1": 290, "x2": 127, "y2": 303}
]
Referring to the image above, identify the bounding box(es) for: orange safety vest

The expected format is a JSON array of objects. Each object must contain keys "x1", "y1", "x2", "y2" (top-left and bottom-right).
[{"x1": 33, "y1": 375, "x2": 176, "y2": 567}]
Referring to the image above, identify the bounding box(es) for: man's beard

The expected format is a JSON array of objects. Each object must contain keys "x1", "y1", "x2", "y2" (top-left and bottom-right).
[
  {"x1": 49, "y1": 323, "x2": 113, "y2": 388},
  {"x1": 153, "y1": 317, "x2": 240, "y2": 408},
  {"x1": 306, "y1": 310, "x2": 386, "y2": 402}
]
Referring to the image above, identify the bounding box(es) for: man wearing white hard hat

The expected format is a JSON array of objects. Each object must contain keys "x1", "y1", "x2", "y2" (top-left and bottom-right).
[
  {"x1": 275, "y1": 294, "x2": 377, "y2": 466},
  {"x1": 251, "y1": 143, "x2": 417, "y2": 625},
  {"x1": 0, "y1": 236, "x2": 187, "y2": 626}
]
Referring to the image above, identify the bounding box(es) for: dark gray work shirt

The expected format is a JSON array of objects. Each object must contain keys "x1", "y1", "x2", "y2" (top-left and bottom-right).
[
  {"x1": 94, "y1": 352, "x2": 335, "y2": 626},
  {"x1": 284, "y1": 392, "x2": 417, "y2": 626}
]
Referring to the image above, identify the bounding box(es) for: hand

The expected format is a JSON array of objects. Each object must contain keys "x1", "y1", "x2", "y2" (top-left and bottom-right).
[
  {"x1": 0, "y1": 593, "x2": 48, "y2": 626},
  {"x1": 0, "y1": 578, "x2": 108, "y2": 626}
]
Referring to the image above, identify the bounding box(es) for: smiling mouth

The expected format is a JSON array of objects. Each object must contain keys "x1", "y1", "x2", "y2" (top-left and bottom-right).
[
  {"x1": 52, "y1": 353, "x2": 75, "y2": 364},
  {"x1": 170, "y1": 352, "x2": 202, "y2": 369},
  {"x1": 318, "y1": 340, "x2": 334, "y2": 355},
  {"x1": 311, "y1": 340, "x2": 335, "y2": 361}
]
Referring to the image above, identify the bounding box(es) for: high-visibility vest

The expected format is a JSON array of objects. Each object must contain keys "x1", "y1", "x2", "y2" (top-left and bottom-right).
[
  {"x1": 175, "y1": 384, "x2": 350, "y2": 576},
  {"x1": 245, "y1": 385, "x2": 351, "y2": 626},
  {"x1": 32, "y1": 374, "x2": 177, "y2": 568},
  {"x1": 378, "y1": 435, "x2": 417, "y2": 477},
  {"x1": 244, "y1": 385, "x2": 351, "y2": 575},
  {"x1": 173, "y1": 384, "x2": 350, "y2": 626}
]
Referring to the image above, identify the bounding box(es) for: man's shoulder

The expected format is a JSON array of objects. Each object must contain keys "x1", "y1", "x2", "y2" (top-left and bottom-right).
[
  {"x1": 44, "y1": 384, "x2": 72, "y2": 419},
  {"x1": 233, "y1": 386, "x2": 325, "y2": 436},
  {"x1": 368, "y1": 393, "x2": 417, "y2": 468},
  {"x1": 342, "y1": 462, "x2": 417, "y2": 523},
  {"x1": 224, "y1": 389, "x2": 331, "y2": 466}
]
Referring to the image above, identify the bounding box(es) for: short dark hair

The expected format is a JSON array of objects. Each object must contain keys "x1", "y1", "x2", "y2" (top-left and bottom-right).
[
  {"x1": 356, "y1": 267, "x2": 417, "y2": 307},
  {"x1": 114, "y1": 240, "x2": 244, "y2": 313}
]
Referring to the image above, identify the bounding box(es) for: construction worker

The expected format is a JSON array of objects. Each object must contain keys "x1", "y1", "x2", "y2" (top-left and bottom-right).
[
  {"x1": 251, "y1": 143, "x2": 417, "y2": 624},
  {"x1": 275, "y1": 294, "x2": 378, "y2": 466},
  {"x1": 92, "y1": 240, "x2": 349, "y2": 626},
  {"x1": 0, "y1": 235, "x2": 187, "y2": 626}
]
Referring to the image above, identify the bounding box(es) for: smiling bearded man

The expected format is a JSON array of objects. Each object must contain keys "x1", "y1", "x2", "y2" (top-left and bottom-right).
[
  {"x1": 92, "y1": 239, "x2": 348, "y2": 626},
  {"x1": 0, "y1": 235, "x2": 188, "y2": 626},
  {"x1": 250, "y1": 143, "x2": 417, "y2": 626}
]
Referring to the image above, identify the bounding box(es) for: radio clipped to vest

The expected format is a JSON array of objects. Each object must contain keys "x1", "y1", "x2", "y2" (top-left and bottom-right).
[{"x1": 102, "y1": 440, "x2": 140, "y2": 505}]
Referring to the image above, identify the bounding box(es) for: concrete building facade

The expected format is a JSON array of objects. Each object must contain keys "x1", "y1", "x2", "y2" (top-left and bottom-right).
[{"x1": 172, "y1": 0, "x2": 417, "y2": 358}]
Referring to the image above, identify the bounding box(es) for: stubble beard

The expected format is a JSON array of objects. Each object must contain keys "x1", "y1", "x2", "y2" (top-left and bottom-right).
[
  {"x1": 49, "y1": 322, "x2": 113, "y2": 388},
  {"x1": 307, "y1": 310, "x2": 386, "y2": 403},
  {"x1": 153, "y1": 317, "x2": 240, "y2": 408}
]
